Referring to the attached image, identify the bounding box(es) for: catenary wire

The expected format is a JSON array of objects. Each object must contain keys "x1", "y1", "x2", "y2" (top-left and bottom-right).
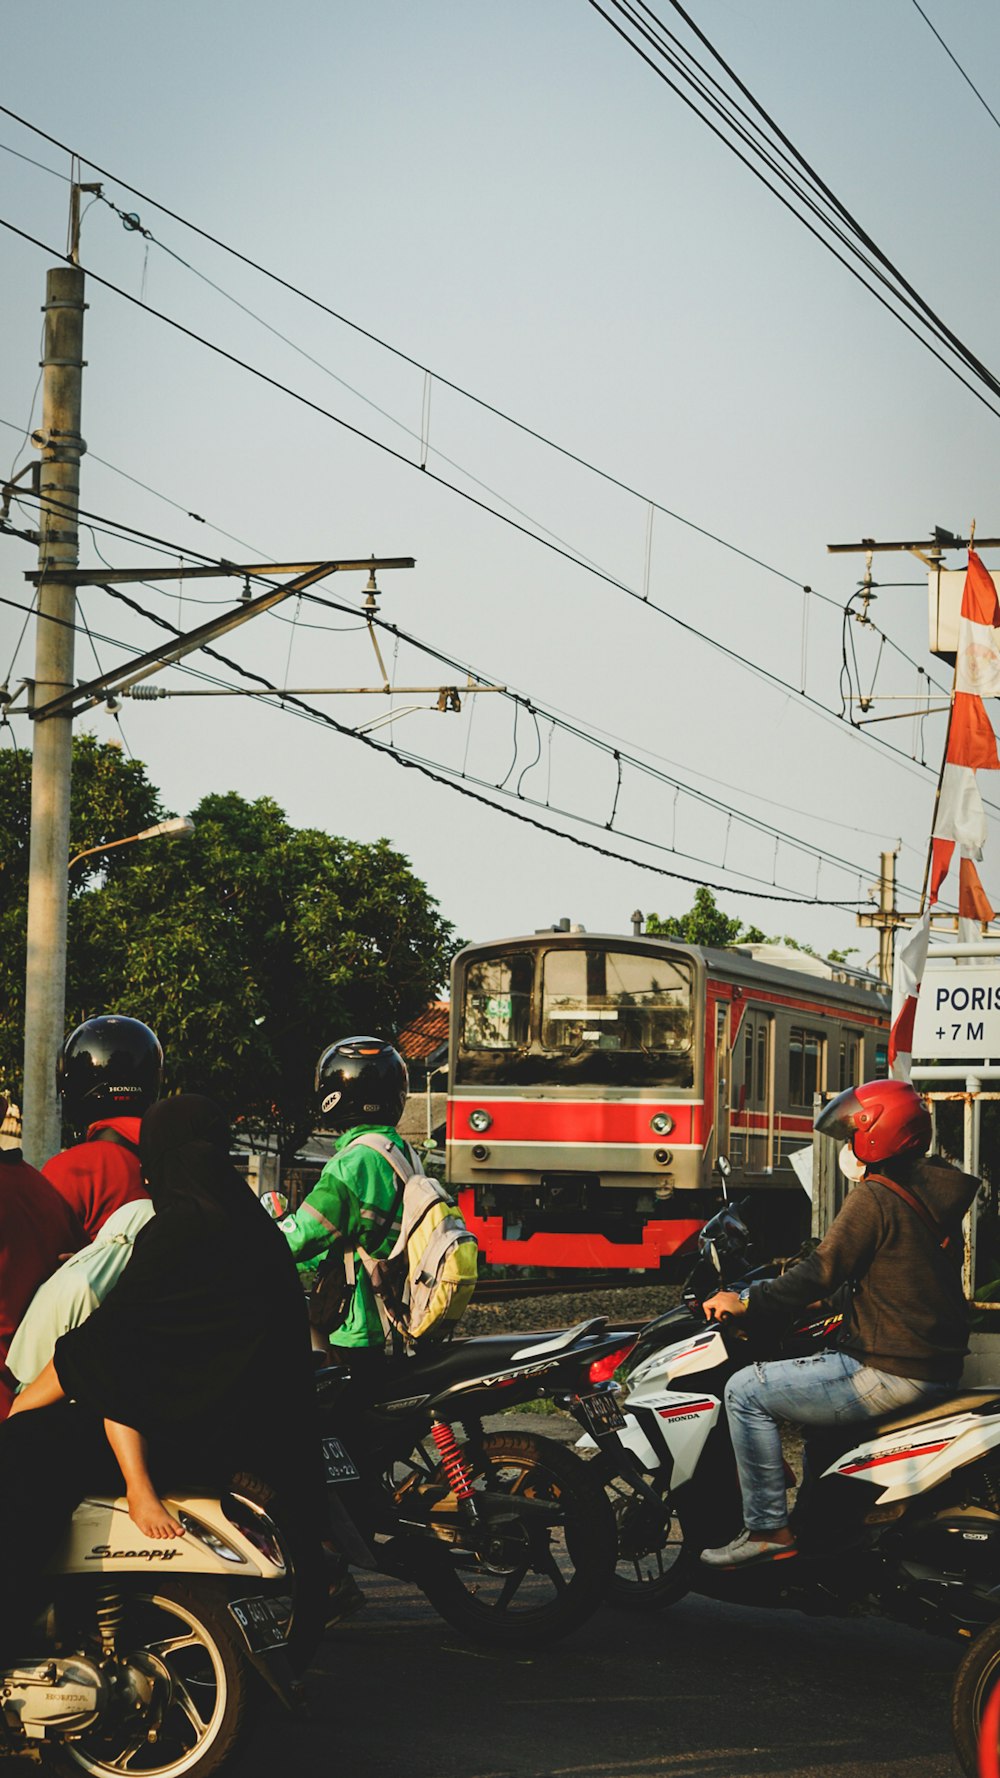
[
  {"x1": 0, "y1": 472, "x2": 954, "y2": 897},
  {"x1": 0, "y1": 415, "x2": 924, "y2": 849},
  {"x1": 0, "y1": 585, "x2": 873, "y2": 908},
  {"x1": 6, "y1": 475, "x2": 993, "y2": 866}
]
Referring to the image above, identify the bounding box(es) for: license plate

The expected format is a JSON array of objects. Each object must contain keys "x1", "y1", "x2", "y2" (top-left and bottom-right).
[
  {"x1": 578, "y1": 1392, "x2": 626, "y2": 1435},
  {"x1": 322, "y1": 1435, "x2": 361, "y2": 1485},
  {"x1": 229, "y1": 1594, "x2": 291, "y2": 1653}
]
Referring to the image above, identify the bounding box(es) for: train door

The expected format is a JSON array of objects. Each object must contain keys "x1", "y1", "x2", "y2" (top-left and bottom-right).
[
  {"x1": 741, "y1": 1010, "x2": 773, "y2": 1172},
  {"x1": 713, "y1": 1000, "x2": 731, "y2": 1166}
]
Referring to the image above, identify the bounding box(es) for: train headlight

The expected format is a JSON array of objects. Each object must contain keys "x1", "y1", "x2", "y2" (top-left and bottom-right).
[
  {"x1": 472, "y1": 1144, "x2": 490, "y2": 1162},
  {"x1": 650, "y1": 1113, "x2": 674, "y2": 1135},
  {"x1": 653, "y1": 1148, "x2": 673, "y2": 1166},
  {"x1": 469, "y1": 1109, "x2": 493, "y2": 1133}
]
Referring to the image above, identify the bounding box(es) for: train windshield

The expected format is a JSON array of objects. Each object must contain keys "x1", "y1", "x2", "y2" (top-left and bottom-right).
[{"x1": 457, "y1": 946, "x2": 694, "y2": 1086}]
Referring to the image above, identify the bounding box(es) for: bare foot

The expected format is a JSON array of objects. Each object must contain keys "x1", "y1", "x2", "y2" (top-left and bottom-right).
[{"x1": 127, "y1": 1486, "x2": 185, "y2": 1539}]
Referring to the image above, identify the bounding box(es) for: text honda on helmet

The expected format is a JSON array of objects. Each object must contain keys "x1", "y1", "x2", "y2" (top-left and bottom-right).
[{"x1": 58, "y1": 1016, "x2": 163, "y2": 1136}]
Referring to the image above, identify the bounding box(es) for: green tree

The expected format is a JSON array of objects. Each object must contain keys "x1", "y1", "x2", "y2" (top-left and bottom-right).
[
  {"x1": 644, "y1": 887, "x2": 767, "y2": 948},
  {"x1": 0, "y1": 736, "x2": 164, "y2": 1085},
  {"x1": 1, "y1": 750, "x2": 456, "y2": 1156},
  {"x1": 70, "y1": 790, "x2": 456, "y2": 1154}
]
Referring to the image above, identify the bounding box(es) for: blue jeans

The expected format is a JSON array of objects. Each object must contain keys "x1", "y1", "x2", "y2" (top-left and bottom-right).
[{"x1": 723, "y1": 1350, "x2": 953, "y2": 1533}]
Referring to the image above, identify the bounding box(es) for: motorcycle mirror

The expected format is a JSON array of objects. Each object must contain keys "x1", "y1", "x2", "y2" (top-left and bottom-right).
[{"x1": 717, "y1": 1154, "x2": 731, "y2": 1199}]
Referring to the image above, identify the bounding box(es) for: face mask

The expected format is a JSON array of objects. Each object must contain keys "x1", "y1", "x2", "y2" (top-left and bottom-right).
[{"x1": 839, "y1": 1143, "x2": 866, "y2": 1183}]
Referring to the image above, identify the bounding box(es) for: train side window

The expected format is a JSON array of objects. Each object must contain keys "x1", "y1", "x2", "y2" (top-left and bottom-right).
[
  {"x1": 839, "y1": 1033, "x2": 862, "y2": 1090},
  {"x1": 789, "y1": 1026, "x2": 824, "y2": 1106},
  {"x1": 756, "y1": 1021, "x2": 769, "y2": 1104},
  {"x1": 742, "y1": 1022, "x2": 754, "y2": 1103}
]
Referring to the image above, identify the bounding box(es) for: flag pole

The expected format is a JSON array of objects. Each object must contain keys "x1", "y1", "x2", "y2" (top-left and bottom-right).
[
  {"x1": 918, "y1": 667, "x2": 957, "y2": 912},
  {"x1": 918, "y1": 530, "x2": 972, "y2": 912}
]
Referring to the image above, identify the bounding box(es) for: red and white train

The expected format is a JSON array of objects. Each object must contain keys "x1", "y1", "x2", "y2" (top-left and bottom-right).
[{"x1": 446, "y1": 926, "x2": 889, "y2": 1270}]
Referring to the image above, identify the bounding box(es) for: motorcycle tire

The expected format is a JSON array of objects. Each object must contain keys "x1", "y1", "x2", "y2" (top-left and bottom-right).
[
  {"x1": 45, "y1": 1582, "x2": 249, "y2": 1778},
  {"x1": 416, "y1": 1430, "x2": 616, "y2": 1648},
  {"x1": 603, "y1": 1470, "x2": 694, "y2": 1611},
  {"x1": 950, "y1": 1617, "x2": 1000, "y2": 1778}
]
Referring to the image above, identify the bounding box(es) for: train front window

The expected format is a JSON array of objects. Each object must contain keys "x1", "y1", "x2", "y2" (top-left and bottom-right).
[
  {"x1": 461, "y1": 955, "x2": 532, "y2": 1058},
  {"x1": 539, "y1": 949, "x2": 693, "y2": 1086}
]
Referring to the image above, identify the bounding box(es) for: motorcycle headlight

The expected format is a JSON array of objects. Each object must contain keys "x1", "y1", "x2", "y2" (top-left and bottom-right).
[
  {"x1": 224, "y1": 1495, "x2": 287, "y2": 1572},
  {"x1": 177, "y1": 1511, "x2": 248, "y2": 1566}
]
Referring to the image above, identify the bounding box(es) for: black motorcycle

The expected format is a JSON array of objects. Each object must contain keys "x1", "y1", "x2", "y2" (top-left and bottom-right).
[{"x1": 313, "y1": 1317, "x2": 636, "y2": 1646}]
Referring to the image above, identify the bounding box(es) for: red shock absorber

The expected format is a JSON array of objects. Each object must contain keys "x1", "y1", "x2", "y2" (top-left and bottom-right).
[{"x1": 430, "y1": 1420, "x2": 476, "y2": 1503}]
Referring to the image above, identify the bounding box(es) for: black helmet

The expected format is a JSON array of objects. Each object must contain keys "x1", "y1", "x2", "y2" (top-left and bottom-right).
[
  {"x1": 315, "y1": 1036, "x2": 408, "y2": 1131},
  {"x1": 58, "y1": 1016, "x2": 163, "y2": 1135}
]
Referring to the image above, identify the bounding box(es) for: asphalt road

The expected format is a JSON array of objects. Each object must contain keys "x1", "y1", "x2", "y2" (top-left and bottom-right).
[{"x1": 234, "y1": 1574, "x2": 964, "y2": 1778}]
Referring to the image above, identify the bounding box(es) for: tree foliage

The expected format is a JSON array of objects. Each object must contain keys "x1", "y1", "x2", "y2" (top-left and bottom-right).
[
  {"x1": 1, "y1": 744, "x2": 456, "y2": 1156},
  {"x1": 644, "y1": 887, "x2": 766, "y2": 949}
]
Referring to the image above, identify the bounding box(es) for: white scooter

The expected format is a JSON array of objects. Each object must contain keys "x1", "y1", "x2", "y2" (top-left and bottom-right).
[
  {"x1": 2, "y1": 1483, "x2": 299, "y2": 1776},
  {"x1": 581, "y1": 1303, "x2": 1000, "y2": 1647}
]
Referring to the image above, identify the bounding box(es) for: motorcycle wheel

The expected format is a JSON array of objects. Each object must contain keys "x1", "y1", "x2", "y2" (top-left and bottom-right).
[
  {"x1": 605, "y1": 1472, "x2": 694, "y2": 1611},
  {"x1": 950, "y1": 1618, "x2": 1000, "y2": 1778},
  {"x1": 415, "y1": 1430, "x2": 616, "y2": 1648},
  {"x1": 45, "y1": 1583, "x2": 249, "y2": 1778}
]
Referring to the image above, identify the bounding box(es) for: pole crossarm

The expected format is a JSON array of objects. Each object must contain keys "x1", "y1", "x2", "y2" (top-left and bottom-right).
[
  {"x1": 827, "y1": 537, "x2": 1000, "y2": 555},
  {"x1": 22, "y1": 556, "x2": 416, "y2": 586},
  {"x1": 29, "y1": 560, "x2": 411, "y2": 720}
]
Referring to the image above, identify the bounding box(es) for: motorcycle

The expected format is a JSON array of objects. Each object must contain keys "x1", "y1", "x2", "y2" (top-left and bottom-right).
[
  {"x1": 1, "y1": 1480, "x2": 308, "y2": 1776},
  {"x1": 312, "y1": 1316, "x2": 636, "y2": 1647},
  {"x1": 575, "y1": 1192, "x2": 843, "y2": 1609},
  {"x1": 577, "y1": 1288, "x2": 1000, "y2": 1669}
]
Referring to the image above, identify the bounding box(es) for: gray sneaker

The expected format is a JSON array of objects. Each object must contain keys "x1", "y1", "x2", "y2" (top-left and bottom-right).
[{"x1": 700, "y1": 1529, "x2": 798, "y2": 1569}]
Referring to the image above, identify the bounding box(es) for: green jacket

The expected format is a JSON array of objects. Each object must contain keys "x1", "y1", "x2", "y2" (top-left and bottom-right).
[{"x1": 279, "y1": 1124, "x2": 408, "y2": 1348}]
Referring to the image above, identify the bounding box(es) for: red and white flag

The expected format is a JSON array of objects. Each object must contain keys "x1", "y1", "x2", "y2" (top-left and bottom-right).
[
  {"x1": 929, "y1": 550, "x2": 998, "y2": 923},
  {"x1": 889, "y1": 910, "x2": 930, "y2": 1083},
  {"x1": 891, "y1": 552, "x2": 998, "y2": 1080}
]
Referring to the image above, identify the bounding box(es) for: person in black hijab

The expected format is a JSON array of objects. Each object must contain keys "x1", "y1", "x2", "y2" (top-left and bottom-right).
[{"x1": 1, "y1": 1095, "x2": 322, "y2": 1640}]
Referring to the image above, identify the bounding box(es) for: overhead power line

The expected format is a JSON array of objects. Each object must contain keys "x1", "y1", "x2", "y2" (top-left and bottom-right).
[
  {"x1": 0, "y1": 103, "x2": 878, "y2": 587},
  {"x1": 585, "y1": 0, "x2": 1000, "y2": 419},
  {"x1": 908, "y1": 0, "x2": 1000, "y2": 135},
  {"x1": 0, "y1": 117, "x2": 958, "y2": 707},
  {"x1": 0, "y1": 234, "x2": 967, "y2": 805}
]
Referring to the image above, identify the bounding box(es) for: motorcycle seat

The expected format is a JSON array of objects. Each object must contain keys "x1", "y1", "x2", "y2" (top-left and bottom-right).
[
  {"x1": 365, "y1": 1323, "x2": 611, "y2": 1404},
  {"x1": 869, "y1": 1387, "x2": 1000, "y2": 1437}
]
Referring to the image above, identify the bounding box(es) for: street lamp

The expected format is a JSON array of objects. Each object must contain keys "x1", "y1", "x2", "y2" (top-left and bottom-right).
[{"x1": 68, "y1": 816, "x2": 195, "y2": 872}]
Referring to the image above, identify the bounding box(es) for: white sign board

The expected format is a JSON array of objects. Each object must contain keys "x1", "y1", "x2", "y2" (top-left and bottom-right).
[{"x1": 912, "y1": 962, "x2": 1000, "y2": 1059}]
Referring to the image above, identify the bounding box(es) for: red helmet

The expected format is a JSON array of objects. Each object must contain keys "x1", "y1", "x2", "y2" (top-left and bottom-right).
[{"x1": 815, "y1": 1080, "x2": 931, "y2": 1164}]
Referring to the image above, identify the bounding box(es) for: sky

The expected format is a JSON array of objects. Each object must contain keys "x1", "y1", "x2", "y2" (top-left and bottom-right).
[{"x1": 3, "y1": 0, "x2": 1000, "y2": 971}]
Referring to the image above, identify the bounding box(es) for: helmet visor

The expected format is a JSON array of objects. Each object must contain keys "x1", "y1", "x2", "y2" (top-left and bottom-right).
[{"x1": 814, "y1": 1086, "x2": 866, "y2": 1143}]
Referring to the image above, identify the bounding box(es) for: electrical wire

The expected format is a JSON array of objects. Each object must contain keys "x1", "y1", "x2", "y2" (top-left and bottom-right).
[
  {"x1": 0, "y1": 584, "x2": 874, "y2": 908},
  {"x1": 9, "y1": 474, "x2": 999, "y2": 877},
  {"x1": 585, "y1": 0, "x2": 1000, "y2": 418},
  {"x1": 0, "y1": 104, "x2": 884, "y2": 592},
  {"x1": 0, "y1": 260, "x2": 971, "y2": 807},
  {"x1": 908, "y1": 0, "x2": 1000, "y2": 135}
]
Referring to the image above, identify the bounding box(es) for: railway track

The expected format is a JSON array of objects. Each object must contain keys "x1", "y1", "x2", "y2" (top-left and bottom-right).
[{"x1": 473, "y1": 1272, "x2": 674, "y2": 1302}]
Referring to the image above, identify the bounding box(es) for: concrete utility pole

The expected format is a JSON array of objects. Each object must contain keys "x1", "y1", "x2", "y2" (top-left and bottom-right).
[
  {"x1": 854, "y1": 849, "x2": 902, "y2": 988},
  {"x1": 21, "y1": 259, "x2": 86, "y2": 1165}
]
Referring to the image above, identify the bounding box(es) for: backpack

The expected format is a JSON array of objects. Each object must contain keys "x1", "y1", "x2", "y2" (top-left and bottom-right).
[{"x1": 345, "y1": 1133, "x2": 478, "y2": 1343}]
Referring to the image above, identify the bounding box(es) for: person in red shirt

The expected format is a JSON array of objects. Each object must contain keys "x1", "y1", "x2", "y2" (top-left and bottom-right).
[
  {"x1": 43, "y1": 1016, "x2": 162, "y2": 1238},
  {"x1": 0, "y1": 1096, "x2": 84, "y2": 1417}
]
